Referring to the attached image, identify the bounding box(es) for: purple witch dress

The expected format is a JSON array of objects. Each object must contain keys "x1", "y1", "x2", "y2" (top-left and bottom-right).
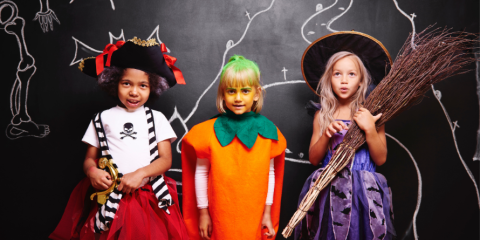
[{"x1": 294, "y1": 120, "x2": 396, "y2": 240}]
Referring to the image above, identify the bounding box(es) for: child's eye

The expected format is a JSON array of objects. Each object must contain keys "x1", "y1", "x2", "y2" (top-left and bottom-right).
[
  {"x1": 333, "y1": 72, "x2": 341, "y2": 77},
  {"x1": 122, "y1": 82, "x2": 130, "y2": 86},
  {"x1": 349, "y1": 73, "x2": 356, "y2": 77},
  {"x1": 227, "y1": 90, "x2": 235, "y2": 94},
  {"x1": 242, "y1": 89, "x2": 250, "y2": 94}
]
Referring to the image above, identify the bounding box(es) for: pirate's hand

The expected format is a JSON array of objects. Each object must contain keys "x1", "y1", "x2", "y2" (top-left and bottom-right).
[
  {"x1": 87, "y1": 166, "x2": 112, "y2": 190},
  {"x1": 117, "y1": 170, "x2": 145, "y2": 194}
]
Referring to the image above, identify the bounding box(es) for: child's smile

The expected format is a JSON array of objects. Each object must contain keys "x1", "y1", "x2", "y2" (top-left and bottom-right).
[
  {"x1": 223, "y1": 85, "x2": 259, "y2": 115},
  {"x1": 118, "y1": 68, "x2": 150, "y2": 111}
]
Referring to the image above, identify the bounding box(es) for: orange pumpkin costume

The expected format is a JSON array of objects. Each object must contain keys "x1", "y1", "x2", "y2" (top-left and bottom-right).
[{"x1": 181, "y1": 117, "x2": 286, "y2": 240}]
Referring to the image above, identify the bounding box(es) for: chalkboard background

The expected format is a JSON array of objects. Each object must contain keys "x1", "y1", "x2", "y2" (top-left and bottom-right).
[{"x1": 1, "y1": 0, "x2": 479, "y2": 239}]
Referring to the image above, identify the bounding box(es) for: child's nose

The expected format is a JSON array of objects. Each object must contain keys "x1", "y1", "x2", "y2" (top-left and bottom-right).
[
  {"x1": 234, "y1": 92, "x2": 241, "y2": 101},
  {"x1": 130, "y1": 87, "x2": 138, "y2": 96}
]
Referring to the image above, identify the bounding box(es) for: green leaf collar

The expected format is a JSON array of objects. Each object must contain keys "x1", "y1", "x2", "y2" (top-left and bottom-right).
[{"x1": 213, "y1": 110, "x2": 278, "y2": 149}]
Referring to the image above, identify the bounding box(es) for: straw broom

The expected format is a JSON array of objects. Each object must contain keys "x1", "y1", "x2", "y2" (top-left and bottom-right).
[{"x1": 282, "y1": 27, "x2": 478, "y2": 238}]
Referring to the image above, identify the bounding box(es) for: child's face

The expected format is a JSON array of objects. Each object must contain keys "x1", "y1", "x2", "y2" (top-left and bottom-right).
[
  {"x1": 223, "y1": 84, "x2": 260, "y2": 115},
  {"x1": 331, "y1": 56, "x2": 362, "y2": 102},
  {"x1": 118, "y1": 68, "x2": 150, "y2": 111}
]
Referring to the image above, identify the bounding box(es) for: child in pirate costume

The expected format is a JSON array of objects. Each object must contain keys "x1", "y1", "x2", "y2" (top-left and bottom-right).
[
  {"x1": 294, "y1": 32, "x2": 396, "y2": 239},
  {"x1": 181, "y1": 55, "x2": 287, "y2": 240},
  {"x1": 50, "y1": 38, "x2": 189, "y2": 240}
]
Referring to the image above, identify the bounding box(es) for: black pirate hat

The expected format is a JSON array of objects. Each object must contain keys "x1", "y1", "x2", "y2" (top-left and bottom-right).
[
  {"x1": 78, "y1": 37, "x2": 185, "y2": 87},
  {"x1": 302, "y1": 31, "x2": 392, "y2": 96}
]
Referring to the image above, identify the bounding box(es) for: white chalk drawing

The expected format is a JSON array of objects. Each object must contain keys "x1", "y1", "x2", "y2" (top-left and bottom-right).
[
  {"x1": 393, "y1": 0, "x2": 417, "y2": 49},
  {"x1": 33, "y1": 0, "x2": 60, "y2": 33},
  {"x1": 325, "y1": 0, "x2": 353, "y2": 33},
  {"x1": 70, "y1": 0, "x2": 115, "y2": 11},
  {"x1": 386, "y1": 133, "x2": 422, "y2": 240},
  {"x1": 392, "y1": 1, "x2": 480, "y2": 238},
  {"x1": 70, "y1": 26, "x2": 169, "y2": 66},
  {"x1": 475, "y1": 52, "x2": 480, "y2": 161},
  {"x1": 245, "y1": 11, "x2": 251, "y2": 20},
  {"x1": 301, "y1": 0, "x2": 355, "y2": 42},
  {"x1": 301, "y1": 0, "x2": 338, "y2": 44},
  {"x1": 432, "y1": 85, "x2": 480, "y2": 208},
  {"x1": 282, "y1": 67, "x2": 288, "y2": 80},
  {"x1": 1, "y1": 0, "x2": 50, "y2": 140},
  {"x1": 109, "y1": 29, "x2": 124, "y2": 43}
]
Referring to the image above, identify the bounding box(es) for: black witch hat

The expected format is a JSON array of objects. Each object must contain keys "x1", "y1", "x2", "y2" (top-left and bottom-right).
[
  {"x1": 78, "y1": 37, "x2": 185, "y2": 87},
  {"x1": 302, "y1": 31, "x2": 392, "y2": 96}
]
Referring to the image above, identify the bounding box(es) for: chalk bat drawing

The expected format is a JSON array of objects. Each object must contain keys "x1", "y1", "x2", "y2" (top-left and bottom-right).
[
  {"x1": 70, "y1": 0, "x2": 115, "y2": 11},
  {"x1": 70, "y1": 26, "x2": 168, "y2": 66},
  {"x1": 1, "y1": 0, "x2": 50, "y2": 140},
  {"x1": 33, "y1": 0, "x2": 60, "y2": 33}
]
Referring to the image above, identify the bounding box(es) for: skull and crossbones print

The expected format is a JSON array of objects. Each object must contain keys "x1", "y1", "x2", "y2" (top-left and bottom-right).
[{"x1": 120, "y1": 122, "x2": 137, "y2": 139}]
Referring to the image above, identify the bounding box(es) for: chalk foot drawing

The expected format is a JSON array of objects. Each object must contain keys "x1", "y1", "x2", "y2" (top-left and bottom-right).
[
  {"x1": 33, "y1": 0, "x2": 60, "y2": 33},
  {"x1": 1, "y1": 0, "x2": 50, "y2": 140}
]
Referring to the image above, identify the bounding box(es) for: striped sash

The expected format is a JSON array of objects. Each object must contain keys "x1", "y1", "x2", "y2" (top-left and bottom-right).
[{"x1": 92, "y1": 106, "x2": 173, "y2": 233}]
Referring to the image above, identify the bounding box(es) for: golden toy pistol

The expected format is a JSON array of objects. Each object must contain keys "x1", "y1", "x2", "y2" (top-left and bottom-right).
[{"x1": 90, "y1": 157, "x2": 121, "y2": 205}]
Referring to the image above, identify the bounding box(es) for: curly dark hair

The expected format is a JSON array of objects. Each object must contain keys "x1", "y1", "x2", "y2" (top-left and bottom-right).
[{"x1": 97, "y1": 66, "x2": 170, "y2": 103}]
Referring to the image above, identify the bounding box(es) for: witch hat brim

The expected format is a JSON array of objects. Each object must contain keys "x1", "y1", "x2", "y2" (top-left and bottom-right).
[
  {"x1": 78, "y1": 37, "x2": 185, "y2": 88},
  {"x1": 302, "y1": 31, "x2": 392, "y2": 96}
]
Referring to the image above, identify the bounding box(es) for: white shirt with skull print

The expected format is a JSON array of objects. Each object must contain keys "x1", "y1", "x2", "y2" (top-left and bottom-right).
[{"x1": 82, "y1": 105, "x2": 177, "y2": 175}]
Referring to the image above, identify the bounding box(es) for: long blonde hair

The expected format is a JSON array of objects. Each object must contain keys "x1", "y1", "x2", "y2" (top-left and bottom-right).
[{"x1": 317, "y1": 51, "x2": 371, "y2": 136}]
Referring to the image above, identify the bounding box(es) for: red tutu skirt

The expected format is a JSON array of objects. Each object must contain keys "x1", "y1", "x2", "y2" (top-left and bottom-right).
[{"x1": 50, "y1": 176, "x2": 189, "y2": 240}]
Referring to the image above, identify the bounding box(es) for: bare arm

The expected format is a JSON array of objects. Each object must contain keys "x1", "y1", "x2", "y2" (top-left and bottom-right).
[
  {"x1": 364, "y1": 124, "x2": 387, "y2": 166},
  {"x1": 353, "y1": 108, "x2": 387, "y2": 166},
  {"x1": 117, "y1": 139, "x2": 172, "y2": 194},
  {"x1": 309, "y1": 111, "x2": 349, "y2": 166},
  {"x1": 262, "y1": 205, "x2": 275, "y2": 238},
  {"x1": 83, "y1": 144, "x2": 112, "y2": 190}
]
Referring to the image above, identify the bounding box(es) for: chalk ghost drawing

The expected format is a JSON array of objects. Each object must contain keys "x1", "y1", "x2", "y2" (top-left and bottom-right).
[{"x1": 1, "y1": 0, "x2": 50, "y2": 140}]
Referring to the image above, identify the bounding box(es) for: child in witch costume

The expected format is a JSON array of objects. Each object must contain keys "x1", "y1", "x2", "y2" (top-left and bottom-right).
[
  {"x1": 295, "y1": 32, "x2": 396, "y2": 239},
  {"x1": 50, "y1": 38, "x2": 189, "y2": 240},
  {"x1": 181, "y1": 55, "x2": 286, "y2": 240}
]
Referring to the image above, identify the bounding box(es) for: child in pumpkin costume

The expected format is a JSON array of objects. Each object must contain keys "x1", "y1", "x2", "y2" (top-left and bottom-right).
[{"x1": 181, "y1": 55, "x2": 286, "y2": 240}]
